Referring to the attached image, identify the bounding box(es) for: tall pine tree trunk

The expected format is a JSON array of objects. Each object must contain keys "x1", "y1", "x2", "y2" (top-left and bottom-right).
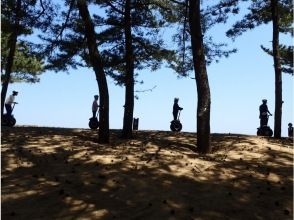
[
  {"x1": 1, "y1": 0, "x2": 21, "y2": 116},
  {"x1": 271, "y1": 0, "x2": 282, "y2": 138},
  {"x1": 122, "y1": 0, "x2": 135, "y2": 139},
  {"x1": 77, "y1": 0, "x2": 109, "y2": 143},
  {"x1": 189, "y1": 0, "x2": 211, "y2": 153}
]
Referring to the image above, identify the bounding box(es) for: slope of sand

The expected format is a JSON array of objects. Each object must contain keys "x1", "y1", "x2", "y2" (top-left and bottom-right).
[{"x1": 1, "y1": 126, "x2": 293, "y2": 220}]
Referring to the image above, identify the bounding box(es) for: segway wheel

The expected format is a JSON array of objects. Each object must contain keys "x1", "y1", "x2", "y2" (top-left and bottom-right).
[
  {"x1": 265, "y1": 128, "x2": 273, "y2": 137},
  {"x1": 9, "y1": 118, "x2": 16, "y2": 127},
  {"x1": 170, "y1": 121, "x2": 182, "y2": 132},
  {"x1": 257, "y1": 128, "x2": 262, "y2": 136},
  {"x1": 170, "y1": 123, "x2": 176, "y2": 132},
  {"x1": 175, "y1": 123, "x2": 183, "y2": 132},
  {"x1": 89, "y1": 118, "x2": 99, "y2": 129}
]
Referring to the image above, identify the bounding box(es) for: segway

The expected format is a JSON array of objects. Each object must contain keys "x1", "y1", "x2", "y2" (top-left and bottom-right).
[
  {"x1": 2, "y1": 102, "x2": 18, "y2": 127},
  {"x1": 257, "y1": 114, "x2": 273, "y2": 137},
  {"x1": 170, "y1": 110, "x2": 182, "y2": 132},
  {"x1": 89, "y1": 112, "x2": 99, "y2": 130}
]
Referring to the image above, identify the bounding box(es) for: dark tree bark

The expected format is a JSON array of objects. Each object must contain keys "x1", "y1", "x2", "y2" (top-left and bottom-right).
[
  {"x1": 77, "y1": 0, "x2": 109, "y2": 143},
  {"x1": 271, "y1": 0, "x2": 282, "y2": 138},
  {"x1": 1, "y1": 0, "x2": 21, "y2": 116},
  {"x1": 122, "y1": 0, "x2": 135, "y2": 139},
  {"x1": 189, "y1": 0, "x2": 211, "y2": 153}
]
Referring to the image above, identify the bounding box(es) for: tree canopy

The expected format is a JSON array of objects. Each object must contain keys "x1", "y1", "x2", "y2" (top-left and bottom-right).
[
  {"x1": 226, "y1": 0, "x2": 293, "y2": 75},
  {"x1": 1, "y1": 33, "x2": 44, "y2": 83}
]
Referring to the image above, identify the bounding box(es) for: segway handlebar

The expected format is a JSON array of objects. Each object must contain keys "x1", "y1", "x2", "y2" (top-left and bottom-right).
[
  {"x1": 177, "y1": 109, "x2": 182, "y2": 120},
  {"x1": 11, "y1": 102, "x2": 18, "y2": 111},
  {"x1": 261, "y1": 112, "x2": 272, "y2": 117}
]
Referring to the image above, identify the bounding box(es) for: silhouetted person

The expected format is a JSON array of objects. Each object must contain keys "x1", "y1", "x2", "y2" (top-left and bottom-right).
[
  {"x1": 259, "y1": 99, "x2": 272, "y2": 127},
  {"x1": 288, "y1": 123, "x2": 293, "y2": 138},
  {"x1": 92, "y1": 95, "x2": 99, "y2": 118},
  {"x1": 5, "y1": 91, "x2": 18, "y2": 116},
  {"x1": 173, "y1": 98, "x2": 183, "y2": 121}
]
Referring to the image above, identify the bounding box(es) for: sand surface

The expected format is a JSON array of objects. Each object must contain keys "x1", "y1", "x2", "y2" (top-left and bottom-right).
[{"x1": 1, "y1": 126, "x2": 293, "y2": 220}]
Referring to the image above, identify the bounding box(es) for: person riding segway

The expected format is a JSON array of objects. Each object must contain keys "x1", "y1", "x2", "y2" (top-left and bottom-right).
[
  {"x1": 89, "y1": 95, "x2": 99, "y2": 129},
  {"x1": 257, "y1": 99, "x2": 273, "y2": 136},
  {"x1": 2, "y1": 91, "x2": 19, "y2": 127},
  {"x1": 170, "y1": 98, "x2": 183, "y2": 132}
]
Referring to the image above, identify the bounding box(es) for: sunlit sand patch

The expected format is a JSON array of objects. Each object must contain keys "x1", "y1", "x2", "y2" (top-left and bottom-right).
[
  {"x1": 63, "y1": 196, "x2": 109, "y2": 217},
  {"x1": 2, "y1": 189, "x2": 41, "y2": 202}
]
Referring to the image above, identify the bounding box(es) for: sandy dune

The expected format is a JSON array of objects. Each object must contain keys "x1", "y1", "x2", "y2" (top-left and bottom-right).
[{"x1": 1, "y1": 126, "x2": 293, "y2": 220}]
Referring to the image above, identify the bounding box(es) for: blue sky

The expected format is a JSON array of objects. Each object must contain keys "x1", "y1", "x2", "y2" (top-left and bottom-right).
[{"x1": 6, "y1": 2, "x2": 293, "y2": 137}]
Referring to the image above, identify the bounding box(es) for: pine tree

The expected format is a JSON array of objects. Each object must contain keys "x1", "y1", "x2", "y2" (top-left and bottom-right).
[
  {"x1": 91, "y1": 0, "x2": 175, "y2": 138},
  {"x1": 1, "y1": 0, "x2": 22, "y2": 117},
  {"x1": 1, "y1": 0, "x2": 55, "y2": 116},
  {"x1": 188, "y1": 0, "x2": 211, "y2": 153},
  {"x1": 76, "y1": 0, "x2": 110, "y2": 143},
  {"x1": 226, "y1": 0, "x2": 293, "y2": 138},
  {"x1": 261, "y1": 45, "x2": 293, "y2": 74},
  {"x1": 1, "y1": 33, "x2": 44, "y2": 83},
  {"x1": 271, "y1": 0, "x2": 282, "y2": 138},
  {"x1": 40, "y1": 0, "x2": 111, "y2": 143},
  {"x1": 167, "y1": 0, "x2": 238, "y2": 153},
  {"x1": 41, "y1": 0, "x2": 175, "y2": 141}
]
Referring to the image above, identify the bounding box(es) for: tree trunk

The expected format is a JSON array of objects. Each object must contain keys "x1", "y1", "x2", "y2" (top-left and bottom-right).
[
  {"x1": 271, "y1": 0, "x2": 282, "y2": 138},
  {"x1": 189, "y1": 0, "x2": 211, "y2": 153},
  {"x1": 122, "y1": 0, "x2": 135, "y2": 139},
  {"x1": 77, "y1": 0, "x2": 110, "y2": 143},
  {"x1": 1, "y1": 0, "x2": 21, "y2": 116}
]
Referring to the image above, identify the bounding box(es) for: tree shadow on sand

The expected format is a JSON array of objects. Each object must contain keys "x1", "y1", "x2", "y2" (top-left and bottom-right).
[{"x1": 1, "y1": 127, "x2": 293, "y2": 220}]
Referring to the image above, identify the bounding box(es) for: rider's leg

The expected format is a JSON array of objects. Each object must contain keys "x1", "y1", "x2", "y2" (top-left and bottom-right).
[
  {"x1": 5, "y1": 104, "x2": 12, "y2": 116},
  {"x1": 265, "y1": 117, "x2": 268, "y2": 126},
  {"x1": 92, "y1": 111, "x2": 97, "y2": 118},
  {"x1": 173, "y1": 112, "x2": 177, "y2": 121},
  {"x1": 288, "y1": 127, "x2": 293, "y2": 137},
  {"x1": 260, "y1": 116, "x2": 267, "y2": 127}
]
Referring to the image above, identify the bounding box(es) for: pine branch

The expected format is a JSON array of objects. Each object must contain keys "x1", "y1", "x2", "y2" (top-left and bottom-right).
[
  {"x1": 135, "y1": 85, "x2": 157, "y2": 93},
  {"x1": 34, "y1": 0, "x2": 46, "y2": 20},
  {"x1": 56, "y1": 0, "x2": 75, "y2": 42},
  {"x1": 105, "y1": 1, "x2": 124, "y2": 15}
]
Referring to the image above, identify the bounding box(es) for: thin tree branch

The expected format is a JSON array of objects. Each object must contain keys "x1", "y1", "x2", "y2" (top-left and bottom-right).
[
  {"x1": 56, "y1": 0, "x2": 75, "y2": 41},
  {"x1": 35, "y1": 0, "x2": 46, "y2": 20},
  {"x1": 135, "y1": 85, "x2": 157, "y2": 93},
  {"x1": 105, "y1": 1, "x2": 124, "y2": 15},
  {"x1": 46, "y1": 0, "x2": 75, "y2": 54}
]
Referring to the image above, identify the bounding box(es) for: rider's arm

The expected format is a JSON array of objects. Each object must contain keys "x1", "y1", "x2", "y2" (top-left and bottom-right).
[
  {"x1": 265, "y1": 105, "x2": 272, "y2": 115},
  {"x1": 177, "y1": 104, "x2": 183, "y2": 110}
]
